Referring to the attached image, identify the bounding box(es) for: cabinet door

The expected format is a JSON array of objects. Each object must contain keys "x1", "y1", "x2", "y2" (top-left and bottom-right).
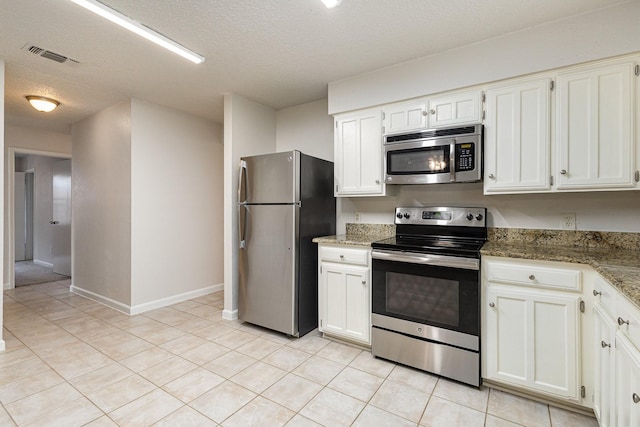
[
  {"x1": 485, "y1": 285, "x2": 581, "y2": 400},
  {"x1": 427, "y1": 91, "x2": 481, "y2": 128},
  {"x1": 615, "y1": 333, "x2": 640, "y2": 427},
  {"x1": 593, "y1": 304, "x2": 617, "y2": 427},
  {"x1": 319, "y1": 262, "x2": 370, "y2": 344},
  {"x1": 556, "y1": 62, "x2": 635, "y2": 190},
  {"x1": 484, "y1": 79, "x2": 551, "y2": 193},
  {"x1": 334, "y1": 110, "x2": 384, "y2": 196},
  {"x1": 382, "y1": 100, "x2": 428, "y2": 135}
]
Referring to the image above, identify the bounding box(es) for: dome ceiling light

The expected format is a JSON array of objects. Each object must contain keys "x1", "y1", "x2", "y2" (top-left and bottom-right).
[{"x1": 26, "y1": 96, "x2": 60, "y2": 113}]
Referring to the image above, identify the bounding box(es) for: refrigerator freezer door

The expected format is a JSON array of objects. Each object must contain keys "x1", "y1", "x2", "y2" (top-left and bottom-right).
[
  {"x1": 240, "y1": 151, "x2": 299, "y2": 204},
  {"x1": 238, "y1": 204, "x2": 298, "y2": 335}
]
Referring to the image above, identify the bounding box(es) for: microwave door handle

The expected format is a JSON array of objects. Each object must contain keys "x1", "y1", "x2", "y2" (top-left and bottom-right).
[{"x1": 450, "y1": 139, "x2": 456, "y2": 182}]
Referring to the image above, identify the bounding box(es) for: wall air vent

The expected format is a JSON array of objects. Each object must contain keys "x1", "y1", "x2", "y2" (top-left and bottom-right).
[{"x1": 22, "y1": 43, "x2": 79, "y2": 64}]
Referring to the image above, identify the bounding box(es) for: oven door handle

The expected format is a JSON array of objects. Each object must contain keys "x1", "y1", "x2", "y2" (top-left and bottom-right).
[{"x1": 371, "y1": 250, "x2": 479, "y2": 270}]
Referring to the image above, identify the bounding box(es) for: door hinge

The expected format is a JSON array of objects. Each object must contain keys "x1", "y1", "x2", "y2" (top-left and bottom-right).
[
  {"x1": 635, "y1": 64, "x2": 639, "y2": 76},
  {"x1": 335, "y1": 121, "x2": 338, "y2": 128},
  {"x1": 580, "y1": 300, "x2": 585, "y2": 313},
  {"x1": 581, "y1": 386, "x2": 586, "y2": 399},
  {"x1": 635, "y1": 170, "x2": 639, "y2": 182},
  {"x1": 482, "y1": 110, "x2": 485, "y2": 120},
  {"x1": 550, "y1": 80, "x2": 555, "y2": 91},
  {"x1": 482, "y1": 92, "x2": 486, "y2": 103},
  {"x1": 550, "y1": 176, "x2": 554, "y2": 186},
  {"x1": 382, "y1": 112, "x2": 385, "y2": 121},
  {"x1": 320, "y1": 265, "x2": 322, "y2": 274},
  {"x1": 335, "y1": 184, "x2": 339, "y2": 192}
]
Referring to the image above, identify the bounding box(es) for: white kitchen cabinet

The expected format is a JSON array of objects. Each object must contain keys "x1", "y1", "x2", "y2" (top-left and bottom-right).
[
  {"x1": 427, "y1": 90, "x2": 482, "y2": 128},
  {"x1": 593, "y1": 303, "x2": 617, "y2": 427},
  {"x1": 382, "y1": 99, "x2": 428, "y2": 135},
  {"x1": 485, "y1": 284, "x2": 581, "y2": 400},
  {"x1": 556, "y1": 61, "x2": 636, "y2": 190},
  {"x1": 318, "y1": 245, "x2": 371, "y2": 346},
  {"x1": 334, "y1": 109, "x2": 386, "y2": 196},
  {"x1": 615, "y1": 333, "x2": 640, "y2": 427},
  {"x1": 484, "y1": 78, "x2": 551, "y2": 193}
]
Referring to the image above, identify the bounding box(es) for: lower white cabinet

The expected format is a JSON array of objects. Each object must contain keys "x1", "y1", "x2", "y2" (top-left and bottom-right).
[
  {"x1": 615, "y1": 333, "x2": 640, "y2": 426},
  {"x1": 483, "y1": 257, "x2": 586, "y2": 404},
  {"x1": 318, "y1": 245, "x2": 371, "y2": 346},
  {"x1": 593, "y1": 303, "x2": 617, "y2": 427}
]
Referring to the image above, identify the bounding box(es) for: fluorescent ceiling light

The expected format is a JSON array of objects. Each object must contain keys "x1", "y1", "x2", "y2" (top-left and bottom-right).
[
  {"x1": 321, "y1": 0, "x2": 342, "y2": 8},
  {"x1": 26, "y1": 96, "x2": 60, "y2": 113},
  {"x1": 67, "y1": 0, "x2": 205, "y2": 64}
]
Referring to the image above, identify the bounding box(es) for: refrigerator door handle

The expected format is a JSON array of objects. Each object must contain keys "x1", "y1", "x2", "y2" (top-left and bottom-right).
[{"x1": 238, "y1": 160, "x2": 248, "y2": 249}]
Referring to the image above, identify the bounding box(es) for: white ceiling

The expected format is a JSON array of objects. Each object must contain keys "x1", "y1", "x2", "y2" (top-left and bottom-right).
[{"x1": 0, "y1": 0, "x2": 628, "y2": 133}]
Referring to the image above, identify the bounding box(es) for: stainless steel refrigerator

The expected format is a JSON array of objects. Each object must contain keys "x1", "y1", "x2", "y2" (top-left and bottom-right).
[{"x1": 238, "y1": 151, "x2": 335, "y2": 337}]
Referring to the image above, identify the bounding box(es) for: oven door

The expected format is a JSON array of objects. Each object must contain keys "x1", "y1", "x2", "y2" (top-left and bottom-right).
[{"x1": 371, "y1": 250, "x2": 480, "y2": 350}]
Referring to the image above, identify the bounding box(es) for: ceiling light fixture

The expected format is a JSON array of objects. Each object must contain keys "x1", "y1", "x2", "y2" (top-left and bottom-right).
[
  {"x1": 67, "y1": 0, "x2": 205, "y2": 64},
  {"x1": 321, "y1": 0, "x2": 342, "y2": 8},
  {"x1": 26, "y1": 96, "x2": 60, "y2": 113}
]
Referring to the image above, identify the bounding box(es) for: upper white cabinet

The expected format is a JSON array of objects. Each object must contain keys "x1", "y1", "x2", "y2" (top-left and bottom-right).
[
  {"x1": 484, "y1": 78, "x2": 551, "y2": 193},
  {"x1": 382, "y1": 99, "x2": 428, "y2": 135},
  {"x1": 556, "y1": 61, "x2": 636, "y2": 190},
  {"x1": 334, "y1": 108, "x2": 386, "y2": 196},
  {"x1": 381, "y1": 90, "x2": 482, "y2": 135},
  {"x1": 427, "y1": 90, "x2": 482, "y2": 128}
]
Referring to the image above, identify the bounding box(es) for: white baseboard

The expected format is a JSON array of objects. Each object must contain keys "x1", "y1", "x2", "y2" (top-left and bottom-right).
[
  {"x1": 0, "y1": 339, "x2": 5, "y2": 352},
  {"x1": 70, "y1": 285, "x2": 131, "y2": 314},
  {"x1": 70, "y1": 283, "x2": 224, "y2": 316},
  {"x1": 129, "y1": 283, "x2": 224, "y2": 315},
  {"x1": 33, "y1": 259, "x2": 53, "y2": 268},
  {"x1": 3, "y1": 282, "x2": 10, "y2": 290},
  {"x1": 222, "y1": 308, "x2": 238, "y2": 320}
]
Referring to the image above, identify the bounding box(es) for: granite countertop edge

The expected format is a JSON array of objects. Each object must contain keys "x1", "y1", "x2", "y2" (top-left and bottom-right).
[
  {"x1": 312, "y1": 234, "x2": 378, "y2": 247},
  {"x1": 481, "y1": 241, "x2": 640, "y2": 311}
]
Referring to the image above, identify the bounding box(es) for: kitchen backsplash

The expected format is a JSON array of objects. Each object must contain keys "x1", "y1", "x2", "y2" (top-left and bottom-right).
[
  {"x1": 489, "y1": 228, "x2": 640, "y2": 251},
  {"x1": 345, "y1": 223, "x2": 395, "y2": 240}
]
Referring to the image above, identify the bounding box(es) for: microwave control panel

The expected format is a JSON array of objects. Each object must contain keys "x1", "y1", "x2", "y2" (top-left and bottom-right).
[{"x1": 455, "y1": 143, "x2": 475, "y2": 172}]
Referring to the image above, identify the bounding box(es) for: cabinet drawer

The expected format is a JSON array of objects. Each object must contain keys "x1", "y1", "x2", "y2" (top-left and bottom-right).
[
  {"x1": 485, "y1": 260, "x2": 582, "y2": 291},
  {"x1": 593, "y1": 275, "x2": 618, "y2": 318},
  {"x1": 616, "y1": 294, "x2": 640, "y2": 351},
  {"x1": 319, "y1": 246, "x2": 369, "y2": 266}
]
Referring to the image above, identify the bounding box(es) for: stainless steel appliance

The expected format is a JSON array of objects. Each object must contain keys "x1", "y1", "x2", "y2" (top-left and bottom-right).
[
  {"x1": 384, "y1": 124, "x2": 483, "y2": 185},
  {"x1": 238, "y1": 151, "x2": 335, "y2": 337},
  {"x1": 371, "y1": 206, "x2": 487, "y2": 387}
]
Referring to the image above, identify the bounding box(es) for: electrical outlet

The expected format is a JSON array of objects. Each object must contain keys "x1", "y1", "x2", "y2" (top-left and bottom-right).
[
  {"x1": 561, "y1": 213, "x2": 576, "y2": 230},
  {"x1": 354, "y1": 212, "x2": 361, "y2": 222}
]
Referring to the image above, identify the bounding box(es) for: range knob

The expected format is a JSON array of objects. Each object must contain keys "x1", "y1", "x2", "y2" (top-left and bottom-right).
[
  {"x1": 475, "y1": 214, "x2": 483, "y2": 221},
  {"x1": 403, "y1": 213, "x2": 410, "y2": 219},
  {"x1": 396, "y1": 212, "x2": 403, "y2": 219},
  {"x1": 466, "y1": 213, "x2": 474, "y2": 221}
]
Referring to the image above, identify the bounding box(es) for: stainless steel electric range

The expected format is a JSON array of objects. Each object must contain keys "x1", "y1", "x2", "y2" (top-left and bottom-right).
[{"x1": 370, "y1": 206, "x2": 487, "y2": 387}]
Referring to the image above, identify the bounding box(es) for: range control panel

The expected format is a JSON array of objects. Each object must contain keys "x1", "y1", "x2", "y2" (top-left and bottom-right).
[{"x1": 394, "y1": 206, "x2": 486, "y2": 227}]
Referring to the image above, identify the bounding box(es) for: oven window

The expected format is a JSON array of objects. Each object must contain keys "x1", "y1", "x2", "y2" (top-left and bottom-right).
[
  {"x1": 387, "y1": 146, "x2": 450, "y2": 175},
  {"x1": 386, "y1": 272, "x2": 459, "y2": 328}
]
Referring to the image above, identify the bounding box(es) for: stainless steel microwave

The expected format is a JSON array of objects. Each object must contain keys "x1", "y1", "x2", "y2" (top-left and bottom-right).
[{"x1": 384, "y1": 124, "x2": 483, "y2": 185}]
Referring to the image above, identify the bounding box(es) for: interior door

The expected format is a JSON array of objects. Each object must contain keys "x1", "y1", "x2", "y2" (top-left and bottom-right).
[
  {"x1": 52, "y1": 159, "x2": 71, "y2": 276},
  {"x1": 14, "y1": 172, "x2": 26, "y2": 261}
]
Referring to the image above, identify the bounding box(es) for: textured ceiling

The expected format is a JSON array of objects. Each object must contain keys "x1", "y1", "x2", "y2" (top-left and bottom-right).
[{"x1": 0, "y1": 0, "x2": 629, "y2": 132}]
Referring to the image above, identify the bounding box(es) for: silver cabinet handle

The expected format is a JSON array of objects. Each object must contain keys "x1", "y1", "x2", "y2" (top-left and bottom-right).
[
  {"x1": 633, "y1": 393, "x2": 640, "y2": 404},
  {"x1": 430, "y1": 109, "x2": 436, "y2": 115},
  {"x1": 560, "y1": 169, "x2": 567, "y2": 175},
  {"x1": 593, "y1": 290, "x2": 602, "y2": 296},
  {"x1": 601, "y1": 341, "x2": 611, "y2": 348},
  {"x1": 489, "y1": 302, "x2": 495, "y2": 308},
  {"x1": 361, "y1": 280, "x2": 366, "y2": 285},
  {"x1": 422, "y1": 110, "x2": 428, "y2": 116},
  {"x1": 49, "y1": 220, "x2": 59, "y2": 225},
  {"x1": 618, "y1": 317, "x2": 630, "y2": 326},
  {"x1": 529, "y1": 274, "x2": 536, "y2": 280},
  {"x1": 339, "y1": 255, "x2": 344, "y2": 260},
  {"x1": 375, "y1": 179, "x2": 380, "y2": 184},
  {"x1": 488, "y1": 174, "x2": 495, "y2": 179}
]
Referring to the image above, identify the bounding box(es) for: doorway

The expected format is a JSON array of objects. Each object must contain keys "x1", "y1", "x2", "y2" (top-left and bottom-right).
[{"x1": 7, "y1": 148, "x2": 72, "y2": 289}]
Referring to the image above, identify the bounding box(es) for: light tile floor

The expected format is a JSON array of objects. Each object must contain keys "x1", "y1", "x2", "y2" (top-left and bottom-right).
[{"x1": 1, "y1": 280, "x2": 599, "y2": 426}]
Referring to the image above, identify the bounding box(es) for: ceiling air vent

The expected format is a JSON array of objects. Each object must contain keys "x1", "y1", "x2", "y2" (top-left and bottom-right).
[{"x1": 22, "y1": 43, "x2": 79, "y2": 64}]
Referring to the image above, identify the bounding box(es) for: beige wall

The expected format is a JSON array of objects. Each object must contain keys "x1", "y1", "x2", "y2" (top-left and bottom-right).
[
  {"x1": 71, "y1": 101, "x2": 133, "y2": 307},
  {"x1": 130, "y1": 99, "x2": 223, "y2": 309},
  {"x1": 1, "y1": 60, "x2": 5, "y2": 350},
  {"x1": 276, "y1": 99, "x2": 333, "y2": 162},
  {"x1": 223, "y1": 94, "x2": 277, "y2": 319}
]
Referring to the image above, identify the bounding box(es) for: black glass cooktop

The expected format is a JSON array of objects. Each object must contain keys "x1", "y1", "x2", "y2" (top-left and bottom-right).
[{"x1": 371, "y1": 234, "x2": 485, "y2": 257}]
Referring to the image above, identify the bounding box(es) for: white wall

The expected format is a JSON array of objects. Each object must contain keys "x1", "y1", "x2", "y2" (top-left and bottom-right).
[
  {"x1": 130, "y1": 99, "x2": 223, "y2": 309},
  {"x1": 223, "y1": 93, "x2": 277, "y2": 319},
  {"x1": 329, "y1": 1, "x2": 640, "y2": 114},
  {"x1": 3, "y1": 126, "x2": 72, "y2": 285},
  {"x1": 0, "y1": 60, "x2": 5, "y2": 351},
  {"x1": 276, "y1": 99, "x2": 334, "y2": 162},
  {"x1": 72, "y1": 101, "x2": 132, "y2": 307}
]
